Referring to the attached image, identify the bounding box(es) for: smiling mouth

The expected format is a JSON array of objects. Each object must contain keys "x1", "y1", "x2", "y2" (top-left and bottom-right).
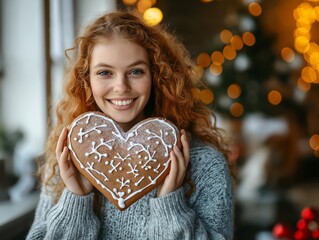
[{"x1": 109, "y1": 99, "x2": 135, "y2": 106}]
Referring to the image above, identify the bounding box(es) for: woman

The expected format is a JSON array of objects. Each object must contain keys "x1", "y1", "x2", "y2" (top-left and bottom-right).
[{"x1": 27, "y1": 11, "x2": 234, "y2": 239}]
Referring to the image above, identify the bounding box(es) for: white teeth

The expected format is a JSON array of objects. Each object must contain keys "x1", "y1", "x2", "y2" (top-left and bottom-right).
[{"x1": 111, "y1": 99, "x2": 133, "y2": 106}]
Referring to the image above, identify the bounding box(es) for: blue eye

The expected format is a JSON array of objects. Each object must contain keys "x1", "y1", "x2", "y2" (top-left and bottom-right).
[
  {"x1": 130, "y1": 69, "x2": 144, "y2": 75},
  {"x1": 98, "y1": 71, "x2": 112, "y2": 76}
]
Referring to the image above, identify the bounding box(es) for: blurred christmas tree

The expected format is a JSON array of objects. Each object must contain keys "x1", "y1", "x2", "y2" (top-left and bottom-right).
[{"x1": 199, "y1": 0, "x2": 303, "y2": 119}]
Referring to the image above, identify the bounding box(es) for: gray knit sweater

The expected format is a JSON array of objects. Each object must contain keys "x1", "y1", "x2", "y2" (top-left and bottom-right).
[{"x1": 27, "y1": 140, "x2": 233, "y2": 240}]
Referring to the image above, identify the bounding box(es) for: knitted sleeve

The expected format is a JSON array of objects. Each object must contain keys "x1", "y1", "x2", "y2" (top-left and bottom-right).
[
  {"x1": 148, "y1": 146, "x2": 234, "y2": 240},
  {"x1": 26, "y1": 188, "x2": 100, "y2": 240}
]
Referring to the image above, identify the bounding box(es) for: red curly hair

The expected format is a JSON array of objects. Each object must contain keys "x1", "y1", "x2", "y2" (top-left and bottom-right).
[{"x1": 39, "y1": 11, "x2": 233, "y2": 202}]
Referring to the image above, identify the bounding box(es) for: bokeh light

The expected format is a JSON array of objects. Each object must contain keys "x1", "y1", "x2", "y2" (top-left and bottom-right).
[
  {"x1": 242, "y1": 32, "x2": 256, "y2": 46},
  {"x1": 138, "y1": 0, "x2": 152, "y2": 13},
  {"x1": 268, "y1": 90, "x2": 282, "y2": 105},
  {"x1": 211, "y1": 51, "x2": 225, "y2": 64},
  {"x1": 197, "y1": 52, "x2": 211, "y2": 68},
  {"x1": 297, "y1": 77, "x2": 311, "y2": 92},
  {"x1": 294, "y1": 1, "x2": 319, "y2": 83},
  {"x1": 281, "y1": 47, "x2": 295, "y2": 63},
  {"x1": 143, "y1": 7, "x2": 163, "y2": 26},
  {"x1": 220, "y1": 29, "x2": 233, "y2": 44},
  {"x1": 192, "y1": 88, "x2": 201, "y2": 100},
  {"x1": 209, "y1": 62, "x2": 223, "y2": 76},
  {"x1": 123, "y1": 0, "x2": 138, "y2": 5},
  {"x1": 301, "y1": 66, "x2": 318, "y2": 83},
  {"x1": 223, "y1": 45, "x2": 237, "y2": 60},
  {"x1": 294, "y1": 36, "x2": 310, "y2": 53},
  {"x1": 309, "y1": 134, "x2": 319, "y2": 150},
  {"x1": 227, "y1": 84, "x2": 241, "y2": 99},
  {"x1": 248, "y1": 2, "x2": 262, "y2": 17},
  {"x1": 200, "y1": 89, "x2": 214, "y2": 104},
  {"x1": 230, "y1": 35, "x2": 244, "y2": 50},
  {"x1": 230, "y1": 102, "x2": 244, "y2": 117}
]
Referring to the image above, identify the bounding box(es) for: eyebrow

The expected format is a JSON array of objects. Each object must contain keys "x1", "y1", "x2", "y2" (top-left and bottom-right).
[{"x1": 92, "y1": 60, "x2": 149, "y2": 69}]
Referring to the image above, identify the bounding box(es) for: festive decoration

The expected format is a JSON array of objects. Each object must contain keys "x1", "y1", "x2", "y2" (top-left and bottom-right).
[
  {"x1": 122, "y1": 0, "x2": 163, "y2": 26},
  {"x1": 273, "y1": 223, "x2": 293, "y2": 239},
  {"x1": 143, "y1": 7, "x2": 163, "y2": 26},
  {"x1": 293, "y1": 1, "x2": 319, "y2": 84},
  {"x1": 198, "y1": 0, "x2": 286, "y2": 117},
  {"x1": 273, "y1": 207, "x2": 319, "y2": 240}
]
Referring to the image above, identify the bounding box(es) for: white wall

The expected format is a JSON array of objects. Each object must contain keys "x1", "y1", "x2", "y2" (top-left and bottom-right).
[
  {"x1": 0, "y1": 0, "x2": 46, "y2": 154},
  {"x1": 74, "y1": 0, "x2": 117, "y2": 34}
]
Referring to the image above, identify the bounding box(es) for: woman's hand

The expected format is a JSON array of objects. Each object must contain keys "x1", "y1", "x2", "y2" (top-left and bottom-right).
[
  {"x1": 56, "y1": 127, "x2": 94, "y2": 196},
  {"x1": 157, "y1": 129, "x2": 190, "y2": 197}
]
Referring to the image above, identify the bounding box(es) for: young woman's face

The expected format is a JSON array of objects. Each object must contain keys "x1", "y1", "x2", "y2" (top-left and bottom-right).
[{"x1": 89, "y1": 36, "x2": 152, "y2": 132}]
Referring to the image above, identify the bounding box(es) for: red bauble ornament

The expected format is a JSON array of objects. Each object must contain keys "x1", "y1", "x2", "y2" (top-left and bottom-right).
[
  {"x1": 297, "y1": 219, "x2": 308, "y2": 230},
  {"x1": 301, "y1": 207, "x2": 316, "y2": 221},
  {"x1": 313, "y1": 229, "x2": 319, "y2": 239},
  {"x1": 294, "y1": 230, "x2": 310, "y2": 240},
  {"x1": 273, "y1": 223, "x2": 292, "y2": 238}
]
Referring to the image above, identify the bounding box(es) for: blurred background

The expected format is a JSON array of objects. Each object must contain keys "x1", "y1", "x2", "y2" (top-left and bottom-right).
[{"x1": 0, "y1": 0, "x2": 319, "y2": 239}]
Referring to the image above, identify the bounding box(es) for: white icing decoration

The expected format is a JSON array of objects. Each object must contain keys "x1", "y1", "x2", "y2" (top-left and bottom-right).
[
  {"x1": 145, "y1": 129, "x2": 171, "y2": 156},
  {"x1": 118, "y1": 198, "x2": 125, "y2": 209},
  {"x1": 86, "y1": 162, "x2": 109, "y2": 181},
  {"x1": 148, "y1": 176, "x2": 156, "y2": 185},
  {"x1": 127, "y1": 163, "x2": 139, "y2": 177},
  {"x1": 108, "y1": 160, "x2": 121, "y2": 173},
  {"x1": 116, "y1": 177, "x2": 131, "y2": 189},
  {"x1": 114, "y1": 153, "x2": 131, "y2": 162},
  {"x1": 85, "y1": 139, "x2": 114, "y2": 162},
  {"x1": 127, "y1": 142, "x2": 157, "y2": 170},
  {"x1": 154, "y1": 164, "x2": 161, "y2": 173},
  {"x1": 135, "y1": 176, "x2": 145, "y2": 186}
]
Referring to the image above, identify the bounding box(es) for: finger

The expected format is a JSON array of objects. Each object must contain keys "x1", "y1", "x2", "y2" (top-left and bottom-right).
[
  {"x1": 56, "y1": 127, "x2": 68, "y2": 158},
  {"x1": 181, "y1": 130, "x2": 190, "y2": 167},
  {"x1": 173, "y1": 145, "x2": 185, "y2": 169},
  {"x1": 167, "y1": 150, "x2": 178, "y2": 183},
  {"x1": 173, "y1": 145, "x2": 187, "y2": 184},
  {"x1": 58, "y1": 146, "x2": 70, "y2": 171}
]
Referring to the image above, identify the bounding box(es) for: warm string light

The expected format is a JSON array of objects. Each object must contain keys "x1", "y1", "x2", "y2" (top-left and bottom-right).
[
  {"x1": 281, "y1": 47, "x2": 295, "y2": 63},
  {"x1": 122, "y1": 0, "x2": 163, "y2": 26},
  {"x1": 293, "y1": 1, "x2": 319, "y2": 158},
  {"x1": 143, "y1": 7, "x2": 163, "y2": 26},
  {"x1": 195, "y1": 1, "x2": 260, "y2": 115},
  {"x1": 267, "y1": 90, "x2": 282, "y2": 105},
  {"x1": 293, "y1": 1, "x2": 319, "y2": 85}
]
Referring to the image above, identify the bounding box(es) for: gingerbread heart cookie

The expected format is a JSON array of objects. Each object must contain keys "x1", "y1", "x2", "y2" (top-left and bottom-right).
[{"x1": 67, "y1": 112, "x2": 179, "y2": 210}]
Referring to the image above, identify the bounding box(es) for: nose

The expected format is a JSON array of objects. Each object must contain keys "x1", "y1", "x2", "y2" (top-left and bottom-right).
[{"x1": 113, "y1": 74, "x2": 131, "y2": 93}]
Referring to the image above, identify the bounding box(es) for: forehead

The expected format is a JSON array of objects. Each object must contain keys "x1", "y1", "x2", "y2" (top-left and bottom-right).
[{"x1": 90, "y1": 36, "x2": 149, "y2": 66}]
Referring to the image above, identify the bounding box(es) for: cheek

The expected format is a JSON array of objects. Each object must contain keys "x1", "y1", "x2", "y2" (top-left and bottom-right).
[
  {"x1": 140, "y1": 78, "x2": 152, "y2": 98},
  {"x1": 90, "y1": 80, "x2": 105, "y2": 98}
]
